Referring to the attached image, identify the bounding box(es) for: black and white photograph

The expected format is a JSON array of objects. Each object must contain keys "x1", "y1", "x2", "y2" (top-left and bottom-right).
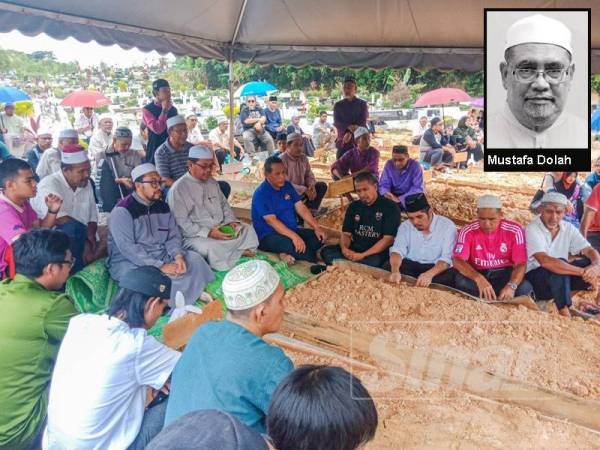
[{"x1": 485, "y1": 9, "x2": 590, "y2": 171}]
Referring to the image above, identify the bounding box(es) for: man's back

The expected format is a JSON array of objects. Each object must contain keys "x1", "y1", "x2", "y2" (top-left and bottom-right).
[
  {"x1": 165, "y1": 320, "x2": 293, "y2": 433},
  {"x1": 0, "y1": 274, "x2": 76, "y2": 449}
]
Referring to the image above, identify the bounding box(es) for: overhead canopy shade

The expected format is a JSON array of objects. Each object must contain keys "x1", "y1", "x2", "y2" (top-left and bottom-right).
[{"x1": 0, "y1": 0, "x2": 599, "y2": 72}]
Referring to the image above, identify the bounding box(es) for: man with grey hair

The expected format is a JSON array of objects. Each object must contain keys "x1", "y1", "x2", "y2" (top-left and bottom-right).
[
  {"x1": 488, "y1": 14, "x2": 587, "y2": 148},
  {"x1": 239, "y1": 96, "x2": 274, "y2": 155},
  {"x1": 525, "y1": 192, "x2": 600, "y2": 316},
  {"x1": 452, "y1": 194, "x2": 532, "y2": 300},
  {"x1": 165, "y1": 260, "x2": 293, "y2": 433}
]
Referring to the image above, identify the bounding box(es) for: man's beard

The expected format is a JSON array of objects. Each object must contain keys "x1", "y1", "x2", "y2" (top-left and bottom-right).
[{"x1": 523, "y1": 101, "x2": 558, "y2": 124}]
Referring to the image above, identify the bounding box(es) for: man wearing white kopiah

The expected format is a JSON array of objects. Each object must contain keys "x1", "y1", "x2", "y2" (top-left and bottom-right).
[
  {"x1": 36, "y1": 129, "x2": 79, "y2": 179},
  {"x1": 488, "y1": 14, "x2": 587, "y2": 149},
  {"x1": 167, "y1": 145, "x2": 258, "y2": 271}
]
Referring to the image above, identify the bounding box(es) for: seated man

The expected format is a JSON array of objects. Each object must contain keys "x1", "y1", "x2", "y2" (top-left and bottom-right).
[
  {"x1": 45, "y1": 266, "x2": 180, "y2": 450},
  {"x1": 312, "y1": 110, "x2": 337, "y2": 149},
  {"x1": 36, "y1": 128, "x2": 79, "y2": 179},
  {"x1": 463, "y1": 135, "x2": 484, "y2": 165},
  {"x1": 331, "y1": 126, "x2": 380, "y2": 180},
  {"x1": 379, "y1": 145, "x2": 424, "y2": 208},
  {"x1": 452, "y1": 195, "x2": 532, "y2": 300},
  {"x1": 88, "y1": 114, "x2": 113, "y2": 163},
  {"x1": 286, "y1": 115, "x2": 315, "y2": 157},
  {"x1": 208, "y1": 117, "x2": 243, "y2": 168},
  {"x1": 0, "y1": 159, "x2": 62, "y2": 279},
  {"x1": 280, "y1": 132, "x2": 327, "y2": 215},
  {"x1": 321, "y1": 172, "x2": 399, "y2": 268},
  {"x1": 580, "y1": 182, "x2": 600, "y2": 251},
  {"x1": 107, "y1": 163, "x2": 214, "y2": 306},
  {"x1": 167, "y1": 145, "x2": 258, "y2": 271},
  {"x1": 96, "y1": 126, "x2": 143, "y2": 212},
  {"x1": 24, "y1": 128, "x2": 53, "y2": 173},
  {"x1": 154, "y1": 115, "x2": 192, "y2": 187},
  {"x1": 526, "y1": 192, "x2": 600, "y2": 317},
  {"x1": 239, "y1": 96, "x2": 274, "y2": 155},
  {"x1": 264, "y1": 96, "x2": 285, "y2": 139},
  {"x1": 419, "y1": 117, "x2": 455, "y2": 170},
  {"x1": 0, "y1": 229, "x2": 76, "y2": 450},
  {"x1": 251, "y1": 156, "x2": 327, "y2": 265},
  {"x1": 389, "y1": 193, "x2": 456, "y2": 287},
  {"x1": 165, "y1": 260, "x2": 294, "y2": 433},
  {"x1": 32, "y1": 145, "x2": 102, "y2": 273},
  {"x1": 274, "y1": 132, "x2": 287, "y2": 157},
  {"x1": 411, "y1": 115, "x2": 428, "y2": 145}
]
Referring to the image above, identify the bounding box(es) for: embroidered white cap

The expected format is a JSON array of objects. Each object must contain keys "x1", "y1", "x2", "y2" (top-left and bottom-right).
[
  {"x1": 504, "y1": 14, "x2": 572, "y2": 55},
  {"x1": 58, "y1": 128, "x2": 78, "y2": 139},
  {"x1": 189, "y1": 145, "x2": 213, "y2": 160},
  {"x1": 166, "y1": 115, "x2": 186, "y2": 129},
  {"x1": 222, "y1": 260, "x2": 281, "y2": 311},
  {"x1": 540, "y1": 192, "x2": 569, "y2": 206},
  {"x1": 61, "y1": 144, "x2": 88, "y2": 165},
  {"x1": 131, "y1": 163, "x2": 158, "y2": 181},
  {"x1": 477, "y1": 194, "x2": 502, "y2": 209},
  {"x1": 353, "y1": 126, "x2": 369, "y2": 140}
]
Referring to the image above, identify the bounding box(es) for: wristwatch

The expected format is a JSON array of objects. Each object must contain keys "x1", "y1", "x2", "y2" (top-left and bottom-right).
[{"x1": 507, "y1": 282, "x2": 518, "y2": 290}]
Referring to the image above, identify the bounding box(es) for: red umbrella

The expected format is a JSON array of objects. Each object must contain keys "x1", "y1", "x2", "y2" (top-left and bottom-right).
[
  {"x1": 60, "y1": 90, "x2": 112, "y2": 108},
  {"x1": 413, "y1": 88, "x2": 471, "y2": 108}
]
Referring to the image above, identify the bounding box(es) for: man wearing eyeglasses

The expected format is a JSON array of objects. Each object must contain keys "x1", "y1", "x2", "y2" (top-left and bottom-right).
[
  {"x1": 488, "y1": 14, "x2": 587, "y2": 149},
  {"x1": 167, "y1": 145, "x2": 258, "y2": 271},
  {"x1": 239, "y1": 96, "x2": 274, "y2": 155}
]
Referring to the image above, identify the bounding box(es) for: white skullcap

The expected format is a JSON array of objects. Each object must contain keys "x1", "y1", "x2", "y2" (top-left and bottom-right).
[
  {"x1": 477, "y1": 194, "x2": 502, "y2": 209},
  {"x1": 58, "y1": 129, "x2": 78, "y2": 139},
  {"x1": 218, "y1": 116, "x2": 228, "y2": 125},
  {"x1": 166, "y1": 115, "x2": 185, "y2": 129},
  {"x1": 61, "y1": 144, "x2": 88, "y2": 165},
  {"x1": 541, "y1": 192, "x2": 569, "y2": 206},
  {"x1": 189, "y1": 145, "x2": 213, "y2": 160},
  {"x1": 286, "y1": 132, "x2": 302, "y2": 143},
  {"x1": 36, "y1": 127, "x2": 52, "y2": 137},
  {"x1": 98, "y1": 113, "x2": 113, "y2": 122},
  {"x1": 354, "y1": 126, "x2": 369, "y2": 140},
  {"x1": 222, "y1": 260, "x2": 281, "y2": 311},
  {"x1": 131, "y1": 163, "x2": 158, "y2": 181},
  {"x1": 505, "y1": 14, "x2": 572, "y2": 55},
  {"x1": 185, "y1": 112, "x2": 196, "y2": 119}
]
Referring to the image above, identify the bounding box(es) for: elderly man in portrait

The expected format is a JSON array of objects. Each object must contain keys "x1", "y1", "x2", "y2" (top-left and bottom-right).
[{"x1": 488, "y1": 14, "x2": 587, "y2": 149}]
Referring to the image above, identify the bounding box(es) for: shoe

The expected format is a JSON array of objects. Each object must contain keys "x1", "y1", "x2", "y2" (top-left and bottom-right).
[{"x1": 310, "y1": 264, "x2": 327, "y2": 275}]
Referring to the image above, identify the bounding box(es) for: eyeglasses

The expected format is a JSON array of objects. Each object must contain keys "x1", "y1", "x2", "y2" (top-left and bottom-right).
[
  {"x1": 138, "y1": 180, "x2": 162, "y2": 187},
  {"x1": 512, "y1": 66, "x2": 571, "y2": 84},
  {"x1": 192, "y1": 161, "x2": 215, "y2": 171},
  {"x1": 247, "y1": 100, "x2": 256, "y2": 103}
]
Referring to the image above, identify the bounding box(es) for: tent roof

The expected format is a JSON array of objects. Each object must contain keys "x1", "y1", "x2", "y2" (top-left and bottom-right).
[{"x1": 0, "y1": 0, "x2": 598, "y2": 72}]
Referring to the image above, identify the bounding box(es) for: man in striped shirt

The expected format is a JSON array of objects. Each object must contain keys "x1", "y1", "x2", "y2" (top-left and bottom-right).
[
  {"x1": 452, "y1": 194, "x2": 532, "y2": 300},
  {"x1": 155, "y1": 115, "x2": 192, "y2": 187}
]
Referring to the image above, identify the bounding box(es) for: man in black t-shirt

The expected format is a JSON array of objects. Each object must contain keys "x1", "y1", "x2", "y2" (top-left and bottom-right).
[
  {"x1": 320, "y1": 172, "x2": 400, "y2": 268},
  {"x1": 239, "y1": 96, "x2": 274, "y2": 155}
]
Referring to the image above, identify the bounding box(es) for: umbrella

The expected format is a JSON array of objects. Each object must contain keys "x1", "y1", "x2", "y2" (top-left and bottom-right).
[
  {"x1": 470, "y1": 97, "x2": 484, "y2": 108},
  {"x1": 60, "y1": 90, "x2": 112, "y2": 108},
  {"x1": 591, "y1": 108, "x2": 600, "y2": 132},
  {"x1": 0, "y1": 86, "x2": 31, "y2": 103},
  {"x1": 234, "y1": 81, "x2": 278, "y2": 98},
  {"x1": 414, "y1": 88, "x2": 472, "y2": 124}
]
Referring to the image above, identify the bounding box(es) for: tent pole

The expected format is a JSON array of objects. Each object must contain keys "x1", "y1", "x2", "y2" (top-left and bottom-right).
[{"x1": 228, "y1": 59, "x2": 235, "y2": 161}]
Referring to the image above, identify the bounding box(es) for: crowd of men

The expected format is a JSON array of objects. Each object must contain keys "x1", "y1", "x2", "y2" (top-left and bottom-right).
[{"x1": 1, "y1": 74, "x2": 599, "y2": 450}]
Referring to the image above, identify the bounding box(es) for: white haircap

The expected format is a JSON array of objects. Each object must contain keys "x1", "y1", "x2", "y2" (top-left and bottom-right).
[
  {"x1": 354, "y1": 126, "x2": 369, "y2": 140},
  {"x1": 222, "y1": 260, "x2": 281, "y2": 311},
  {"x1": 286, "y1": 132, "x2": 302, "y2": 143},
  {"x1": 505, "y1": 14, "x2": 572, "y2": 55},
  {"x1": 189, "y1": 145, "x2": 213, "y2": 160},
  {"x1": 58, "y1": 128, "x2": 78, "y2": 139},
  {"x1": 36, "y1": 127, "x2": 52, "y2": 137},
  {"x1": 166, "y1": 115, "x2": 185, "y2": 129},
  {"x1": 185, "y1": 111, "x2": 196, "y2": 119},
  {"x1": 218, "y1": 116, "x2": 229, "y2": 125},
  {"x1": 541, "y1": 192, "x2": 569, "y2": 206},
  {"x1": 61, "y1": 144, "x2": 88, "y2": 165},
  {"x1": 477, "y1": 194, "x2": 502, "y2": 209},
  {"x1": 98, "y1": 113, "x2": 113, "y2": 122},
  {"x1": 131, "y1": 163, "x2": 158, "y2": 181}
]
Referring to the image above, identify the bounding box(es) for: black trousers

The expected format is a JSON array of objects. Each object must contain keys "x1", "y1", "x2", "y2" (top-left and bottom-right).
[
  {"x1": 399, "y1": 258, "x2": 456, "y2": 287},
  {"x1": 215, "y1": 147, "x2": 241, "y2": 170},
  {"x1": 587, "y1": 232, "x2": 600, "y2": 253},
  {"x1": 258, "y1": 228, "x2": 322, "y2": 262},
  {"x1": 302, "y1": 182, "x2": 328, "y2": 212},
  {"x1": 454, "y1": 266, "x2": 533, "y2": 298},
  {"x1": 217, "y1": 180, "x2": 231, "y2": 200},
  {"x1": 525, "y1": 257, "x2": 591, "y2": 309},
  {"x1": 321, "y1": 244, "x2": 389, "y2": 269}
]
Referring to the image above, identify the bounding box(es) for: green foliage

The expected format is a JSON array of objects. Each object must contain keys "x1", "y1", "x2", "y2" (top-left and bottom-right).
[
  {"x1": 0, "y1": 48, "x2": 80, "y2": 83},
  {"x1": 592, "y1": 75, "x2": 600, "y2": 94},
  {"x1": 205, "y1": 115, "x2": 218, "y2": 130}
]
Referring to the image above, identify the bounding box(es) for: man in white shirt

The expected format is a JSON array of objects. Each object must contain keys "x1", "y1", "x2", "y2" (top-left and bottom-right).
[
  {"x1": 32, "y1": 144, "x2": 101, "y2": 272},
  {"x1": 312, "y1": 111, "x2": 337, "y2": 149},
  {"x1": 44, "y1": 265, "x2": 181, "y2": 450},
  {"x1": 388, "y1": 193, "x2": 457, "y2": 287},
  {"x1": 208, "y1": 117, "x2": 243, "y2": 168},
  {"x1": 74, "y1": 107, "x2": 99, "y2": 142},
  {"x1": 0, "y1": 103, "x2": 23, "y2": 136},
  {"x1": 88, "y1": 114, "x2": 114, "y2": 162},
  {"x1": 411, "y1": 116, "x2": 428, "y2": 145},
  {"x1": 185, "y1": 113, "x2": 211, "y2": 147},
  {"x1": 36, "y1": 129, "x2": 79, "y2": 179},
  {"x1": 487, "y1": 14, "x2": 587, "y2": 149},
  {"x1": 525, "y1": 192, "x2": 600, "y2": 316}
]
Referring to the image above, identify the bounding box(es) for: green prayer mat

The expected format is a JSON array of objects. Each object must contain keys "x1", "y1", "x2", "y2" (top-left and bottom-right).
[{"x1": 65, "y1": 258, "x2": 118, "y2": 314}]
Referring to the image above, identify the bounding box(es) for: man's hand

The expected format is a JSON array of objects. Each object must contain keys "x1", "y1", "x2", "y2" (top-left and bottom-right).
[
  {"x1": 444, "y1": 145, "x2": 456, "y2": 155},
  {"x1": 498, "y1": 285, "x2": 516, "y2": 300},
  {"x1": 415, "y1": 271, "x2": 434, "y2": 288},
  {"x1": 83, "y1": 239, "x2": 96, "y2": 264},
  {"x1": 306, "y1": 186, "x2": 317, "y2": 201},
  {"x1": 174, "y1": 254, "x2": 187, "y2": 275},
  {"x1": 314, "y1": 226, "x2": 327, "y2": 243},
  {"x1": 383, "y1": 192, "x2": 399, "y2": 203},
  {"x1": 342, "y1": 131, "x2": 353, "y2": 144},
  {"x1": 254, "y1": 122, "x2": 264, "y2": 133},
  {"x1": 582, "y1": 264, "x2": 600, "y2": 283},
  {"x1": 475, "y1": 274, "x2": 496, "y2": 300},
  {"x1": 228, "y1": 222, "x2": 239, "y2": 229},
  {"x1": 161, "y1": 99, "x2": 172, "y2": 112},
  {"x1": 160, "y1": 262, "x2": 179, "y2": 276},
  {"x1": 116, "y1": 178, "x2": 134, "y2": 189},
  {"x1": 389, "y1": 271, "x2": 402, "y2": 284},
  {"x1": 208, "y1": 226, "x2": 233, "y2": 240},
  {"x1": 291, "y1": 233, "x2": 306, "y2": 253},
  {"x1": 567, "y1": 201, "x2": 575, "y2": 215},
  {"x1": 45, "y1": 193, "x2": 63, "y2": 213}
]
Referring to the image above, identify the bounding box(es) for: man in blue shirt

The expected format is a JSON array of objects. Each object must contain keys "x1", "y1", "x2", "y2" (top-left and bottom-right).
[
  {"x1": 251, "y1": 156, "x2": 327, "y2": 265},
  {"x1": 264, "y1": 96, "x2": 285, "y2": 139},
  {"x1": 239, "y1": 96, "x2": 274, "y2": 155},
  {"x1": 165, "y1": 260, "x2": 294, "y2": 433}
]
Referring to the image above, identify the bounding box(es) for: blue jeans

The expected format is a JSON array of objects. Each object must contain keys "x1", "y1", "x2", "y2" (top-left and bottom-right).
[{"x1": 127, "y1": 399, "x2": 168, "y2": 450}]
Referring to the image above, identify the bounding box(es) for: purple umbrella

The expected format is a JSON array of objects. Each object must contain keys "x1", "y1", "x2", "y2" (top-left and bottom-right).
[{"x1": 470, "y1": 97, "x2": 484, "y2": 108}]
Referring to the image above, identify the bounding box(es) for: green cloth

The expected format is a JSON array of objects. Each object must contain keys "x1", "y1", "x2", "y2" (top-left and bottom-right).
[
  {"x1": 65, "y1": 259, "x2": 118, "y2": 314},
  {"x1": 0, "y1": 275, "x2": 77, "y2": 450}
]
